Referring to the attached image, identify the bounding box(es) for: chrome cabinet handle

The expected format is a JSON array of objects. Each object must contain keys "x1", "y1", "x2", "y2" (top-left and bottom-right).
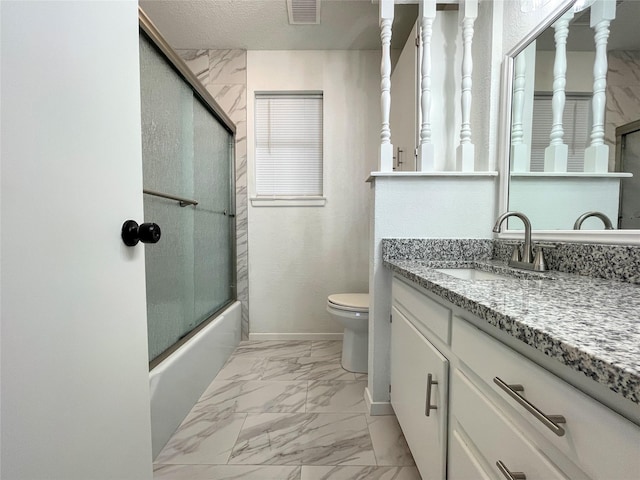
[
  {"x1": 496, "y1": 460, "x2": 526, "y2": 480},
  {"x1": 425, "y1": 373, "x2": 437, "y2": 416},
  {"x1": 493, "y1": 377, "x2": 566, "y2": 436}
]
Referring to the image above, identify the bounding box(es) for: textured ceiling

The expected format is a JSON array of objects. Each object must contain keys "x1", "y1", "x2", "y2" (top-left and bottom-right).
[{"x1": 139, "y1": 0, "x2": 418, "y2": 50}]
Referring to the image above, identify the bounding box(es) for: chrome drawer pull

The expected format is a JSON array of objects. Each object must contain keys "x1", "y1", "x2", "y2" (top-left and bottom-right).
[
  {"x1": 425, "y1": 373, "x2": 437, "y2": 416},
  {"x1": 493, "y1": 377, "x2": 566, "y2": 437},
  {"x1": 496, "y1": 460, "x2": 526, "y2": 480}
]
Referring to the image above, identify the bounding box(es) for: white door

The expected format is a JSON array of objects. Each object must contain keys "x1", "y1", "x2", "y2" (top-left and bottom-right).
[{"x1": 1, "y1": 2, "x2": 153, "y2": 479}]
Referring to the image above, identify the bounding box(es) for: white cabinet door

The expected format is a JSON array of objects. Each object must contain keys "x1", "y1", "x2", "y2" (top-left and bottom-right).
[{"x1": 391, "y1": 307, "x2": 449, "y2": 479}]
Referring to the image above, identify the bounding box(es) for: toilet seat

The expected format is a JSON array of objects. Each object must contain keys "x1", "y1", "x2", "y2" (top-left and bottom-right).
[{"x1": 327, "y1": 293, "x2": 369, "y2": 312}]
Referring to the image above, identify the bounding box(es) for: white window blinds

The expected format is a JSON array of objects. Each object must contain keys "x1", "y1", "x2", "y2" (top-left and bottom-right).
[
  {"x1": 255, "y1": 94, "x2": 323, "y2": 196},
  {"x1": 530, "y1": 94, "x2": 591, "y2": 172}
]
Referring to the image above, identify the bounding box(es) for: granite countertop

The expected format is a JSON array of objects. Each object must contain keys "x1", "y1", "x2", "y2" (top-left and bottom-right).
[{"x1": 384, "y1": 258, "x2": 640, "y2": 406}]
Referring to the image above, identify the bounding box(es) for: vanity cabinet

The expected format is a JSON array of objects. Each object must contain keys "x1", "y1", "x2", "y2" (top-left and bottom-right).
[
  {"x1": 390, "y1": 306, "x2": 448, "y2": 478},
  {"x1": 390, "y1": 275, "x2": 640, "y2": 480}
]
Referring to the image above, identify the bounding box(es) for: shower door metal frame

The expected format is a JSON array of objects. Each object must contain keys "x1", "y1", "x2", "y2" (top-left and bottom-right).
[{"x1": 139, "y1": 8, "x2": 238, "y2": 370}]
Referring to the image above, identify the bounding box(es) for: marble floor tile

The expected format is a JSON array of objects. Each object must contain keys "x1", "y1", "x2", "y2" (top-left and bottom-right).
[
  {"x1": 233, "y1": 340, "x2": 312, "y2": 358},
  {"x1": 306, "y1": 380, "x2": 367, "y2": 413},
  {"x1": 355, "y1": 373, "x2": 368, "y2": 381},
  {"x1": 366, "y1": 415, "x2": 415, "y2": 466},
  {"x1": 214, "y1": 356, "x2": 265, "y2": 381},
  {"x1": 310, "y1": 341, "x2": 343, "y2": 358},
  {"x1": 229, "y1": 413, "x2": 376, "y2": 466},
  {"x1": 154, "y1": 410, "x2": 247, "y2": 465},
  {"x1": 194, "y1": 380, "x2": 307, "y2": 413},
  {"x1": 306, "y1": 356, "x2": 358, "y2": 381},
  {"x1": 261, "y1": 357, "x2": 314, "y2": 380},
  {"x1": 261, "y1": 356, "x2": 357, "y2": 381},
  {"x1": 154, "y1": 464, "x2": 302, "y2": 480},
  {"x1": 300, "y1": 466, "x2": 421, "y2": 480}
]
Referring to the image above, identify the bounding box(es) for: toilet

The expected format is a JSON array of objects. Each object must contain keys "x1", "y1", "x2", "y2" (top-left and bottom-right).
[{"x1": 326, "y1": 293, "x2": 369, "y2": 373}]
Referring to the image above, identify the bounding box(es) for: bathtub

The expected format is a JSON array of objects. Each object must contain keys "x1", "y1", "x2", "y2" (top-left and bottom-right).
[{"x1": 148, "y1": 301, "x2": 241, "y2": 458}]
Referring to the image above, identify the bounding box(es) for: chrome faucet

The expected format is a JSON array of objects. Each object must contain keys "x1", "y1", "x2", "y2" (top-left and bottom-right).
[
  {"x1": 492, "y1": 211, "x2": 547, "y2": 271},
  {"x1": 493, "y1": 211, "x2": 533, "y2": 263},
  {"x1": 573, "y1": 211, "x2": 614, "y2": 230}
]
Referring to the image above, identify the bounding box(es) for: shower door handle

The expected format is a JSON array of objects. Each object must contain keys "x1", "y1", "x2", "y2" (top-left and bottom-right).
[{"x1": 121, "y1": 220, "x2": 162, "y2": 247}]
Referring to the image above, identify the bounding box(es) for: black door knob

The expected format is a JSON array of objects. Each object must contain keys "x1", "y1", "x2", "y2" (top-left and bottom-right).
[{"x1": 121, "y1": 220, "x2": 161, "y2": 247}]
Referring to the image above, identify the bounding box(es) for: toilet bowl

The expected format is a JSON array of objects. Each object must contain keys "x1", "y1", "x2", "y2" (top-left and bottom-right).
[{"x1": 326, "y1": 293, "x2": 369, "y2": 373}]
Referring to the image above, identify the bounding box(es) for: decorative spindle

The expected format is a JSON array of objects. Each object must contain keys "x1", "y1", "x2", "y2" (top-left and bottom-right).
[
  {"x1": 379, "y1": 0, "x2": 394, "y2": 172},
  {"x1": 417, "y1": 0, "x2": 436, "y2": 171},
  {"x1": 456, "y1": 0, "x2": 477, "y2": 172},
  {"x1": 543, "y1": 9, "x2": 573, "y2": 172},
  {"x1": 584, "y1": 0, "x2": 616, "y2": 172},
  {"x1": 511, "y1": 50, "x2": 529, "y2": 171}
]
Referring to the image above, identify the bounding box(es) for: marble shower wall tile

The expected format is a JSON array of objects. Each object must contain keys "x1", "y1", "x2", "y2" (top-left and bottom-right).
[
  {"x1": 179, "y1": 49, "x2": 249, "y2": 339},
  {"x1": 605, "y1": 51, "x2": 640, "y2": 169},
  {"x1": 179, "y1": 49, "x2": 209, "y2": 84},
  {"x1": 208, "y1": 50, "x2": 247, "y2": 84}
]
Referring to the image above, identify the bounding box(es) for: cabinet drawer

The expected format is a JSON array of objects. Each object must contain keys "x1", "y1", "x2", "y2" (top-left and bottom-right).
[
  {"x1": 392, "y1": 276, "x2": 451, "y2": 344},
  {"x1": 452, "y1": 317, "x2": 640, "y2": 480},
  {"x1": 451, "y1": 369, "x2": 570, "y2": 480}
]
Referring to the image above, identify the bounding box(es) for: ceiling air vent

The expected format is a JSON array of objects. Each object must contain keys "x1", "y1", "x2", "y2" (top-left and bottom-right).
[{"x1": 287, "y1": 0, "x2": 320, "y2": 25}]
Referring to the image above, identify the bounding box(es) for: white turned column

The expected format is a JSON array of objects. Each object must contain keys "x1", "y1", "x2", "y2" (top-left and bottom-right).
[
  {"x1": 584, "y1": 0, "x2": 616, "y2": 172},
  {"x1": 417, "y1": 0, "x2": 436, "y2": 171},
  {"x1": 456, "y1": 0, "x2": 477, "y2": 172},
  {"x1": 511, "y1": 52, "x2": 530, "y2": 172},
  {"x1": 543, "y1": 8, "x2": 574, "y2": 172},
  {"x1": 379, "y1": 0, "x2": 394, "y2": 172},
  {"x1": 512, "y1": 41, "x2": 536, "y2": 172}
]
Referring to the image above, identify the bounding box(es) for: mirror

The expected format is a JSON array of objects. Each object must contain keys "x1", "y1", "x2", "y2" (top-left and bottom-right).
[{"x1": 505, "y1": 0, "x2": 640, "y2": 232}]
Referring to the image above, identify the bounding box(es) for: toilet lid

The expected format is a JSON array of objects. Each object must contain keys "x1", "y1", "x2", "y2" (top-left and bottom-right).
[{"x1": 328, "y1": 293, "x2": 369, "y2": 311}]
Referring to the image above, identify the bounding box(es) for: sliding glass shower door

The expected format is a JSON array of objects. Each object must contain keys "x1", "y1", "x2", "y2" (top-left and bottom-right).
[{"x1": 139, "y1": 32, "x2": 235, "y2": 365}]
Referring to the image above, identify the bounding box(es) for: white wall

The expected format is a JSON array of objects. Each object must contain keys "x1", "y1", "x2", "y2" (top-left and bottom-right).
[
  {"x1": 534, "y1": 50, "x2": 596, "y2": 92},
  {"x1": 431, "y1": 11, "x2": 463, "y2": 170},
  {"x1": 510, "y1": 176, "x2": 622, "y2": 230},
  {"x1": 367, "y1": 175, "x2": 497, "y2": 411},
  {"x1": 501, "y1": 0, "x2": 575, "y2": 57},
  {"x1": 1, "y1": 1, "x2": 153, "y2": 478},
  {"x1": 247, "y1": 50, "x2": 380, "y2": 335}
]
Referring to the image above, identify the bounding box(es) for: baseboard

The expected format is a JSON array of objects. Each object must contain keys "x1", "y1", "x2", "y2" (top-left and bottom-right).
[
  {"x1": 364, "y1": 386, "x2": 395, "y2": 415},
  {"x1": 248, "y1": 332, "x2": 344, "y2": 341}
]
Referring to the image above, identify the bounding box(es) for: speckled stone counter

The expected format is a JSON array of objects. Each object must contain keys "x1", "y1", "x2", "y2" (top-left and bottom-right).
[{"x1": 383, "y1": 256, "x2": 640, "y2": 407}]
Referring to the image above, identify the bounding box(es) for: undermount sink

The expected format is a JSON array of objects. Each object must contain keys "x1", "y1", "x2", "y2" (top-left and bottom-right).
[{"x1": 435, "y1": 268, "x2": 515, "y2": 281}]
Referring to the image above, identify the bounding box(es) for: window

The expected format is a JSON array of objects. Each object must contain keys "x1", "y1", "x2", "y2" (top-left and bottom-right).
[
  {"x1": 254, "y1": 93, "x2": 323, "y2": 204},
  {"x1": 530, "y1": 94, "x2": 591, "y2": 172}
]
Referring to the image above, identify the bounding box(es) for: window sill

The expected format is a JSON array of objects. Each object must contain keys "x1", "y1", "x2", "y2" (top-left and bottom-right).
[{"x1": 250, "y1": 196, "x2": 327, "y2": 207}]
